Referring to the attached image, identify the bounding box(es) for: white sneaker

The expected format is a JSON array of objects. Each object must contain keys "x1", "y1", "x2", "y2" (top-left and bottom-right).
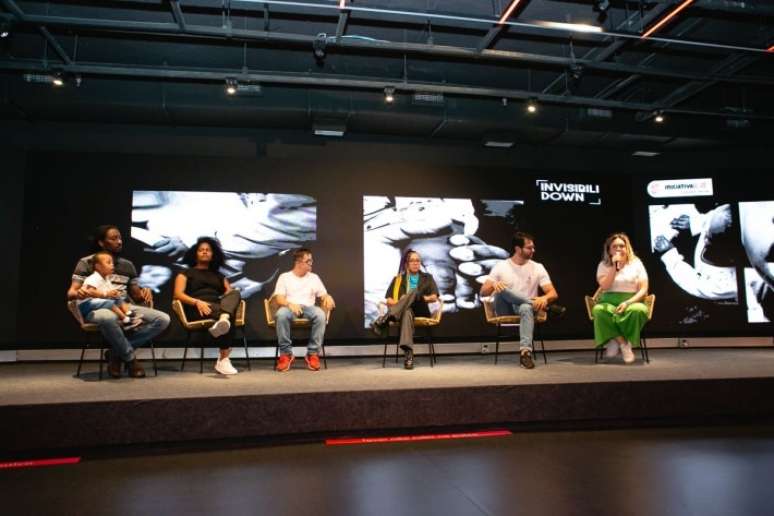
[
  {"x1": 604, "y1": 340, "x2": 620, "y2": 358},
  {"x1": 214, "y1": 357, "x2": 238, "y2": 375},
  {"x1": 620, "y1": 342, "x2": 636, "y2": 364},
  {"x1": 208, "y1": 318, "x2": 231, "y2": 338}
]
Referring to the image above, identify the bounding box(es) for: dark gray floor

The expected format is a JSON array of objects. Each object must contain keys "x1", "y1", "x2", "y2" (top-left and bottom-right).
[{"x1": 3, "y1": 424, "x2": 773, "y2": 516}]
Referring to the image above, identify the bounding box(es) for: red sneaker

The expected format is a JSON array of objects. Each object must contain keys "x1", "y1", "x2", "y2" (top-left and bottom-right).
[
  {"x1": 276, "y1": 354, "x2": 295, "y2": 372},
  {"x1": 305, "y1": 353, "x2": 321, "y2": 371}
]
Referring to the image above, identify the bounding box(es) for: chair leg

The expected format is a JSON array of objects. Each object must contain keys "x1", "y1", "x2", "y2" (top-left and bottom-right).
[
  {"x1": 98, "y1": 338, "x2": 104, "y2": 381},
  {"x1": 595, "y1": 346, "x2": 601, "y2": 364},
  {"x1": 427, "y1": 327, "x2": 435, "y2": 367},
  {"x1": 241, "y1": 328, "x2": 251, "y2": 371},
  {"x1": 150, "y1": 340, "x2": 158, "y2": 376},
  {"x1": 76, "y1": 340, "x2": 87, "y2": 378},
  {"x1": 537, "y1": 325, "x2": 547, "y2": 365},
  {"x1": 180, "y1": 333, "x2": 191, "y2": 372},
  {"x1": 200, "y1": 345, "x2": 204, "y2": 374},
  {"x1": 274, "y1": 343, "x2": 279, "y2": 370},
  {"x1": 494, "y1": 324, "x2": 501, "y2": 365},
  {"x1": 382, "y1": 338, "x2": 388, "y2": 368},
  {"x1": 321, "y1": 342, "x2": 328, "y2": 369},
  {"x1": 641, "y1": 336, "x2": 650, "y2": 364}
]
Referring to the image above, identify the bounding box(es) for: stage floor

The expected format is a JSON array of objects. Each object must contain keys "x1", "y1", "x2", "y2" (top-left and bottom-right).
[
  {"x1": 1, "y1": 348, "x2": 773, "y2": 406},
  {"x1": 3, "y1": 348, "x2": 773, "y2": 452}
]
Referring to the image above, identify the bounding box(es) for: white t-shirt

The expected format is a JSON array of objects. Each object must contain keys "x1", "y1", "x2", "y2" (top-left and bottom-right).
[
  {"x1": 77, "y1": 271, "x2": 121, "y2": 306},
  {"x1": 597, "y1": 258, "x2": 648, "y2": 293},
  {"x1": 489, "y1": 259, "x2": 552, "y2": 299},
  {"x1": 273, "y1": 271, "x2": 327, "y2": 306}
]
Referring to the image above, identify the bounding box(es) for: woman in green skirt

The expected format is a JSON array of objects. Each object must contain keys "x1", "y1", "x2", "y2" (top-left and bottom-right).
[{"x1": 593, "y1": 233, "x2": 649, "y2": 364}]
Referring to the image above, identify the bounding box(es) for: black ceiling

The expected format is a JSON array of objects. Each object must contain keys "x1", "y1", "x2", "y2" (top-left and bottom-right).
[{"x1": 1, "y1": 0, "x2": 774, "y2": 152}]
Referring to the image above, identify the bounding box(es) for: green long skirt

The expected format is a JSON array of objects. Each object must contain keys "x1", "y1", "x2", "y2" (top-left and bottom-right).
[{"x1": 593, "y1": 292, "x2": 649, "y2": 348}]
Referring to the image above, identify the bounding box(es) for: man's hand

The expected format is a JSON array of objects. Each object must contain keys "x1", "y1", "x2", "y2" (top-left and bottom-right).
[
  {"x1": 493, "y1": 281, "x2": 507, "y2": 294},
  {"x1": 139, "y1": 287, "x2": 153, "y2": 304},
  {"x1": 670, "y1": 214, "x2": 691, "y2": 231},
  {"x1": 654, "y1": 235, "x2": 674, "y2": 255},
  {"x1": 194, "y1": 299, "x2": 212, "y2": 317},
  {"x1": 532, "y1": 296, "x2": 549, "y2": 312},
  {"x1": 385, "y1": 298, "x2": 398, "y2": 306},
  {"x1": 105, "y1": 288, "x2": 123, "y2": 299},
  {"x1": 288, "y1": 303, "x2": 303, "y2": 317}
]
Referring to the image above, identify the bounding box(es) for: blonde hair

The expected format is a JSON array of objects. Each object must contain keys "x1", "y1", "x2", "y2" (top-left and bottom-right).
[{"x1": 601, "y1": 232, "x2": 637, "y2": 266}]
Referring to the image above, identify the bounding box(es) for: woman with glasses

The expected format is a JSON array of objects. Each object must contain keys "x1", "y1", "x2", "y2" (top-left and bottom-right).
[{"x1": 372, "y1": 249, "x2": 440, "y2": 369}]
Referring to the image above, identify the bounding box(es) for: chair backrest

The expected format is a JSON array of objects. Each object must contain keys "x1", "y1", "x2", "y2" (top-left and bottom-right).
[
  {"x1": 264, "y1": 295, "x2": 332, "y2": 326},
  {"x1": 428, "y1": 299, "x2": 444, "y2": 323},
  {"x1": 66, "y1": 300, "x2": 87, "y2": 327},
  {"x1": 482, "y1": 296, "x2": 497, "y2": 323},
  {"x1": 171, "y1": 299, "x2": 189, "y2": 325}
]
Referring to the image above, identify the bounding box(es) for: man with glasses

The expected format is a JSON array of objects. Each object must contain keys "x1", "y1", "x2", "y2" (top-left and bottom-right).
[{"x1": 272, "y1": 248, "x2": 336, "y2": 372}]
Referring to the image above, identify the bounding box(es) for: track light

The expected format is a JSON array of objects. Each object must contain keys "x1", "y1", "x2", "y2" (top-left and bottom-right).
[
  {"x1": 225, "y1": 78, "x2": 238, "y2": 95},
  {"x1": 653, "y1": 110, "x2": 665, "y2": 124},
  {"x1": 51, "y1": 72, "x2": 64, "y2": 87},
  {"x1": 526, "y1": 98, "x2": 538, "y2": 114},
  {"x1": 0, "y1": 20, "x2": 10, "y2": 39},
  {"x1": 313, "y1": 33, "x2": 327, "y2": 62},
  {"x1": 592, "y1": 0, "x2": 610, "y2": 23},
  {"x1": 384, "y1": 86, "x2": 395, "y2": 104}
]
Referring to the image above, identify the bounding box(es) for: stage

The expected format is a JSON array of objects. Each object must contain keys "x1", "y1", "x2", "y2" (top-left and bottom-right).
[{"x1": 2, "y1": 348, "x2": 774, "y2": 453}]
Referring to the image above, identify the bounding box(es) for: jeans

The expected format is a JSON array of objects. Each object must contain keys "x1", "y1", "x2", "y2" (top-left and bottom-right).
[
  {"x1": 86, "y1": 304, "x2": 171, "y2": 361},
  {"x1": 493, "y1": 289, "x2": 534, "y2": 351},
  {"x1": 79, "y1": 298, "x2": 118, "y2": 319},
  {"x1": 275, "y1": 305, "x2": 326, "y2": 355}
]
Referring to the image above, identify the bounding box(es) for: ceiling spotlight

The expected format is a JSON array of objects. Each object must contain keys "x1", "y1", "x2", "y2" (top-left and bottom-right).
[
  {"x1": 384, "y1": 86, "x2": 395, "y2": 104},
  {"x1": 0, "y1": 20, "x2": 10, "y2": 38},
  {"x1": 653, "y1": 110, "x2": 665, "y2": 124},
  {"x1": 526, "y1": 98, "x2": 538, "y2": 114},
  {"x1": 313, "y1": 33, "x2": 327, "y2": 63},
  {"x1": 225, "y1": 78, "x2": 238, "y2": 95},
  {"x1": 51, "y1": 72, "x2": 64, "y2": 87},
  {"x1": 592, "y1": 0, "x2": 610, "y2": 23}
]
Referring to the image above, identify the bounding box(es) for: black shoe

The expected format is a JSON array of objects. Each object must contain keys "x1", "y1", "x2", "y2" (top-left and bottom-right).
[
  {"x1": 403, "y1": 348, "x2": 414, "y2": 370},
  {"x1": 104, "y1": 350, "x2": 122, "y2": 378},
  {"x1": 547, "y1": 304, "x2": 566, "y2": 319},
  {"x1": 371, "y1": 315, "x2": 390, "y2": 337},
  {"x1": 520, "y1": 350, "x2": 535, "y2": 369}
]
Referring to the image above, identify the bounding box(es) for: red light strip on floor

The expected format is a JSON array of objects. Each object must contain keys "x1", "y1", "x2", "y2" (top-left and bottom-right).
[
  {"x1": 498, "y1": 0, "x2": 526, "y2": 25},
  {"x1": 0, "y1": 457, "x2": 81, "y2": 469},
  {"x1": 326, "y1": 429, "x2": 512, "y2": 446},
  {"x1": 641, "y1": 0, "x2": 694, "y2": 39}
]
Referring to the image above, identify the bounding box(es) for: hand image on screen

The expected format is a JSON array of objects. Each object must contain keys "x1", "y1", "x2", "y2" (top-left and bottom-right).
[
  {"x1": 363, "y1": 196, "x2": 510, "y2": 326},
  {"x1": 131, "y1": 191, "x2": 316, "y2": 299}
]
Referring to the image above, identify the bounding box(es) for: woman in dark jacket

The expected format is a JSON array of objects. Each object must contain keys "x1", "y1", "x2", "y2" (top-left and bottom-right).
[{"x1": 372, "y1": 249, "x2": 439, "y2": 369}]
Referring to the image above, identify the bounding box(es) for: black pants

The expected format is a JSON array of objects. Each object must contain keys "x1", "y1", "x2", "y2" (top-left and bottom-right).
[{"x1": 184, "y1": 290, "x2": 241, "y2": 349}]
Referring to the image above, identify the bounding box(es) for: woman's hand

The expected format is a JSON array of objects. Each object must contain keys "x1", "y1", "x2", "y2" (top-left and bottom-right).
[
  {"x1": 614, "y1": 301, "x2": 629, "y2": 314},
  {"x1": 195, "y1": 299, "x2": 212, "y2": 317}
]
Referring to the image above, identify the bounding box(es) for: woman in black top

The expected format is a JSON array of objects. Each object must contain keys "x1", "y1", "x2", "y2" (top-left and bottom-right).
[
  {"x1": 372, "y1": 249, "x2": 439, "y2": 369},
  {"x1": 173, "y1": 237, "x2": 242, "y2": 375}
]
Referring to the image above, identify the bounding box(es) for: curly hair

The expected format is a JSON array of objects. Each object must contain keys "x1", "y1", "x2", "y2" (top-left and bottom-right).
[
  {"x1": 601, "y1": 232, "x2": 637, "y2": 267},
  {"x1": 183, "y1": 236, "x2": 225, "y2": 271},
  {"x1": 92, "y1": 224, "x2": 120, "y2": 252}
]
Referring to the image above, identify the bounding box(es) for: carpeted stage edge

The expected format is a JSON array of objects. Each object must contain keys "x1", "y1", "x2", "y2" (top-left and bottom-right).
[{"x1": 2, "y1": 371, "x2": 774, "y2": 453}]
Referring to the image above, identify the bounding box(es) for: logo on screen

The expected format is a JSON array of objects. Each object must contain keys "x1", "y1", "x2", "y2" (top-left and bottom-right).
[
  {"x1": 647, "y1": 178, "x2": 713, "y2": 198},
  {"x1": 536, "y1": 180, "x2": 601, "y2": 205}
]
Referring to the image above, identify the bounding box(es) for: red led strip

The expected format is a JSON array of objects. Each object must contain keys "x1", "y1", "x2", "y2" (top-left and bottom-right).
[
  {"x1": 326, "y1": 429, "x2": 512, "y2": 446},
  {"x1": 641, "y1": 0, "x2": 695, "y2": 39},
  {"x1": 498, "y1": 0, "x2": 526, "y2": 25}
]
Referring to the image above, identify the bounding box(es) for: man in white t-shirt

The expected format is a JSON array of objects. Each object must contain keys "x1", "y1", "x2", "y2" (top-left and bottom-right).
[
  {"x1": 480, "y1": 232, "x2": 562, "y2": 369},
  {"x1": 272, "y1": 248, "x2": 336, "y2": 372}
]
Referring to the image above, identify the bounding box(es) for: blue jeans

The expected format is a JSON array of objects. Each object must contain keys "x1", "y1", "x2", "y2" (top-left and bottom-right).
[
  {"x1": 493, "y1": 289, "x2": 534, "y2": 351},
  {"x1": 79, "y1": 298, "x2": 118, "y2": 319},
  {"x1": 85, "y1": 304, "x2": 171, "y2": 361},
  {"x1": 275, "y1": 305, "x2": 326, "y2": 355}
]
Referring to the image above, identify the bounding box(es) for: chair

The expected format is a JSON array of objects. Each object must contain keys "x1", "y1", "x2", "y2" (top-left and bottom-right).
[
  {"x1": 263, "y1": 296, "x2": 332, "y2": 369},
  {"x1": 172, "y1": 299, "x2": 251, "y2": 373},
  {"x1": 482, "y1": 297, "x2": 548, "y2": 365},
  {"x1": 68, "y1": 298, "x2": 158, "y2": 380},
  {"x1": 378, "y1": 299, "x2": 444, "y2": 368},
  {"x1": 584, "y1": 290, "x2": 655, "y2": 364}
]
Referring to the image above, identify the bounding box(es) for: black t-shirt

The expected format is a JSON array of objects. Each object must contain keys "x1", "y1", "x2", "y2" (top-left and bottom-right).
[{"x1": 183, "y1": 268, "x2": 225, "y2": 302}]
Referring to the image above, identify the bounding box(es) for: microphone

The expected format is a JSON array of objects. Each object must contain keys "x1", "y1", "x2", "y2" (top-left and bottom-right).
[{"x1": 613, "y1": 252, "x2": 623, "y2": 271}]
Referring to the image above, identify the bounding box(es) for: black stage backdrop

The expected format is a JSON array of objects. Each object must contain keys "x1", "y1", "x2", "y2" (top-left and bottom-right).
[{"x1": 16, "y1": 151, "x2": 769, "y2": 348}]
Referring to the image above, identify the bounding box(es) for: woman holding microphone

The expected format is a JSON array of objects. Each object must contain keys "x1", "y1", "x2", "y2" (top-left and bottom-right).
[{"x1": 593, "y1": 233, "x2": 650, "y2": 364}]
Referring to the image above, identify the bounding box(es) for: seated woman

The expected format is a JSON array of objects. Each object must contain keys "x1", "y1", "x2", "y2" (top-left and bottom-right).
[
  {"x1": 372, "y1": 249, "x2": 439, "y2": 370},
  {"x1": 173, "y1": 236, "x2": 242, "y2": 375},
  {"x1": 593, "y1": 232, "x2": 649, "y2": 364}
]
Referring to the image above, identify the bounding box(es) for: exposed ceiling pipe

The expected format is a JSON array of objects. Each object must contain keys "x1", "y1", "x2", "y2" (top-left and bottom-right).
[{"x1": 3, "y1": 58, "x2": 774, "y2": 121}]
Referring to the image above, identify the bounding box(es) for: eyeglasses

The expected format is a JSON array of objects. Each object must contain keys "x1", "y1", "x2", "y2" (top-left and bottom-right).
[
  {"x1": 407, "y1": 259, "x2": 421, "y2": 263},
  {"x1": 303, "y1": 259, "x2": 314, "y2": 265}
]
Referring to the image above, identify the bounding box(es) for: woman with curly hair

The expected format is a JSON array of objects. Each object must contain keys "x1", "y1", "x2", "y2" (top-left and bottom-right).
[{"x1": 173, "y1": 236, "x2": 241, "y2": 375}]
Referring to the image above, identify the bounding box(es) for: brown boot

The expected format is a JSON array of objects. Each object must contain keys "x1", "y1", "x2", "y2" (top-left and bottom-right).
[
  {"x1": 105, "y1": 350, "x2": 122, "y2": 379},
  {"x1": 128, "y1": 359, "x2": 146, "y2": 378}
]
